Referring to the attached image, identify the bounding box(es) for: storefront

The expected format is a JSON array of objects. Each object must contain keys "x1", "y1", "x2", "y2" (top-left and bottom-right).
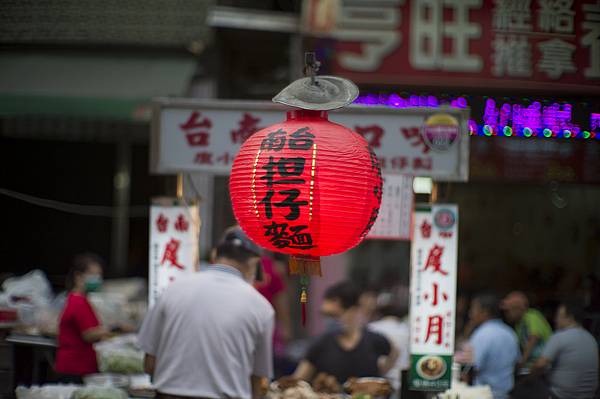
[{"x1": 304, "y1": 0, "x2": 600, "y2": 327}]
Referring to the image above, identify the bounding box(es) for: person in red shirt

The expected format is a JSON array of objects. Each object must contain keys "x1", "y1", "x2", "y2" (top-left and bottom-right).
[
  {"x1": 255, "y1": 255, "x2": 292, "y2": 354},
  {"x1": 55, "y1": 253, "x2": 109, "y2": 383}
]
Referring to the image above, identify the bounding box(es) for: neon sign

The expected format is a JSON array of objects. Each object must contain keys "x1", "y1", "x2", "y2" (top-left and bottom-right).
[{"x1": 354, "y1": 94, "x2": 598, "y2": 140}]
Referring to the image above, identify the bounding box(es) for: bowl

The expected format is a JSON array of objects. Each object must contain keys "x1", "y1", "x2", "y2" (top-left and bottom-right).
[
  {"x1": 343, "y1": 377, "x2": 392, "y2": 398},
  {"x1": 416, "y1": 355, "x2": 447, "y2": 380}
]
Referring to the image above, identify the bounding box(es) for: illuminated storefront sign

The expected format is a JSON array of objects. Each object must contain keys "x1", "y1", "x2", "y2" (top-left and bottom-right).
[{"x1": 355, "y1": 94, "x2": 599, "y2": 140}]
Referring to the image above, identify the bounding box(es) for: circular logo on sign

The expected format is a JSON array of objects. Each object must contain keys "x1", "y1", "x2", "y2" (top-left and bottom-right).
[
  {"x1": 422, "y1": 113, "x2": 460, "y2": 153},
  {"x1": 434, "y1": 208, "x2": 456, "y2": 230},
  {"x1": 416, "y1": 355, "x2": 447, "y2": 380}
]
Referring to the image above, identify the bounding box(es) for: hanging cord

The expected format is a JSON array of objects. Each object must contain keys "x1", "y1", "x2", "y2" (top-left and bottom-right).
[
  {"x1": 304, "y1": 52, "x2": 321, "y2": 86},
  {"x1": 0, "y1": 187, "x2": 148, "y2": 218}
]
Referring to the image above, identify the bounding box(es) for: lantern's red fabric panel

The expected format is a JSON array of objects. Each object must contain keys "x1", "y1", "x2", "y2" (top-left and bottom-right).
[{"x1": 230, "y1": 110, "x2": 382, "y2": 257}]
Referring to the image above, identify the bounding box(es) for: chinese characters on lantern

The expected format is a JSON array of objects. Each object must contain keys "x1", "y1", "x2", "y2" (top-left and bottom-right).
[
  {"x1": 149, "y1": 202, "x2": 200, "y2": 305},
  {"x1": 409, "y1": 205, "x2": 458, "y2": 391},
  {"x1": 358, "y1": 147, "x2": 384, "y2": 238},
  {"x1": 257, "y1": 127, "x2": 317, "y2": 251}
]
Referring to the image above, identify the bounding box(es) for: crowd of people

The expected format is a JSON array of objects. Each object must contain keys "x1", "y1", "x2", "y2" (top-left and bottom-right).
[
  {"x1": 136, "y1": 227, "x2": 414, "y2": 399},
  {"x1": 455, "y1": 292, "x2": 599, "y2": 399},
  {"x1": 52, "y1": 226, "x2": 599, "y2": 399}
]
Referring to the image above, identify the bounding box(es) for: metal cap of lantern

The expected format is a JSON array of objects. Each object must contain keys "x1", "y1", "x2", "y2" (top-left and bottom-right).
[{"x1": 273, "y1": 53, "x2": 359, "y2": 111}]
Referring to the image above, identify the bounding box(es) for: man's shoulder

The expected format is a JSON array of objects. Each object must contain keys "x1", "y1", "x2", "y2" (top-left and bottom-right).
[
  {"x1": 310, "y1": 331, "x2": 337, "y2": 349},
  {"x1": 367, "y1": 319, "x2": 388, "y2": 332},
  {"x1": 496, "y1": 320, "x2": 518, "y2": 339},
  {"x1": 225, "y1": 278, "x2": 274, "y2": 318},
  {"x1": 525, "y1": 309, "x2": 547, "y2": 325},
  {"x1": 555, "y1": 327, "x2": 593, "y2": 343},
  {"x1": 471, "y1": 323, "x2": 490, "y2": 343},
  {"x1": 364, "y1": 328, "x2": 388, "y2": 341},
  {"x1": 475, "y1": 320, "x2": 515, "y2": 342},
  {"x1": 249, "y1": 286, "x2": 275, "y2": 315}
]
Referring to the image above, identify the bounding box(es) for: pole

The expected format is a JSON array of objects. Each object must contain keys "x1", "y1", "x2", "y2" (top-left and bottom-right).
[
  {"x1": 431, "y1": 181, "x2": 439, "y2": 203},
  {"x1": 110, "y1": 139, "x2": 131, "y2": 276},
  {"x1": 176, "y1": 173, "x2": 184, "y2": 199}
]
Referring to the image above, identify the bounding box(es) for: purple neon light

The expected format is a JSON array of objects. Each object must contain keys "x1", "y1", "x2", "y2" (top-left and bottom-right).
[
  {"x1": 354, "y1": 94, "x2": 598, "y2": 140},
  {"x1": 592, "y1": 113, "x2": 600, "y2": 131}
]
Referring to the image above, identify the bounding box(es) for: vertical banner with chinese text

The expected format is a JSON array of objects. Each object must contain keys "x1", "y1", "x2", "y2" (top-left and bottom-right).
[
  {"x1": 367, "y1": 174, "x2": 413, "y2": 240},
  {"x1": 409, "y1": 204, "x2": 458, "y2": 391},
  {"x1": 149, "y1": 199, "x2": 200, "y2": 306}
]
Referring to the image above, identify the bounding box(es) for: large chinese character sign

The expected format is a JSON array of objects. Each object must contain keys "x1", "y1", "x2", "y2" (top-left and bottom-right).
[
  {"x1": 149, "y1": 199, "x2": 200, "y2": 306},
  {"x1": 409, "y1": 204, "x2": 458, "y2": 392},
  {"x1": 230, "y1": 64, "x2": 382, "y2": 322}
]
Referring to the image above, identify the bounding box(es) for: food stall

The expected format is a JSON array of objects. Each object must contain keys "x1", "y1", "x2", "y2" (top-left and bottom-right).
[{"x1": 0, "y1": 269, "x2": 151, "y2": 397}]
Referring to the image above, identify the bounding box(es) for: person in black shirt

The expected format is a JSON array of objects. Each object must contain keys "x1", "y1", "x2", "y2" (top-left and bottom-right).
[{"x1": 294, "y1": 281, "x2": 398, "y2": 384}]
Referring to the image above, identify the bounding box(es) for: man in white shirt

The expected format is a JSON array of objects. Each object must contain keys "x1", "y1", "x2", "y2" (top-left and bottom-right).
[
  {"x1": 368, "y1": 293, "x2": 410, "y2": 395},
  {"x1": 138, "y1": 228, "x2": 275, "y2": 399}
]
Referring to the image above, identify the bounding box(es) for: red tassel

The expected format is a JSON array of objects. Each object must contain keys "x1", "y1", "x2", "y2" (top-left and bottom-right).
[{"x1": 301, "y1": 301, "x2": 307, "y2": 326}]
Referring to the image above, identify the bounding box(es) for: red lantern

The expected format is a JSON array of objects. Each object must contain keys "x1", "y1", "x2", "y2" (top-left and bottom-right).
[
  {"x1": 230, "y1": 64, "x2": 381, "y2": 324},
  {"x1": 230, "y1": 109, "x2": 382, "y2": 268}
]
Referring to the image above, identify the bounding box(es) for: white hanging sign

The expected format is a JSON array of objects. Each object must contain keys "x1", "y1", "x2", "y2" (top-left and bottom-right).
[
  {"x1": 149, "y1": 199, "x2": 200, "y2": 306},
  {"x1": 367, "y1": 174, "x2": 414, "y2": 240},
  {"x1": 151, "y1": 99, "x2": 470, "y2": 181},
  {"x1": 409, "y1": 204, "x2": 458, "y2": 391}
]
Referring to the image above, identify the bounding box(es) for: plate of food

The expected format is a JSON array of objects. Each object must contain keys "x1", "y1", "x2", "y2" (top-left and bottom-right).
[
  {"x1": 312, "y1": 373, "x2": 342, "y2": 395},
  {"x1": 343, "y1": 377, "x2": 392, "y2": 399},
  {"x1": 416, "y1": 355, "x2": 447, "y2": 380}
]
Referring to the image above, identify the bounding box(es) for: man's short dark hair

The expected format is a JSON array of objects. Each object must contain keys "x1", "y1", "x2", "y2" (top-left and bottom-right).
[
  {"x1": 214, "y1": 241, "x2": 258, "y2": 264},
  {"x1": 560, "y1": 299, "x2": 585, "y2": 324},
  {"x1": 474, "y1": 293, "x2": 501, "y2": 319},
  {"x1": 324, "y1": 281, "x2": 361, "y2": 309}
]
